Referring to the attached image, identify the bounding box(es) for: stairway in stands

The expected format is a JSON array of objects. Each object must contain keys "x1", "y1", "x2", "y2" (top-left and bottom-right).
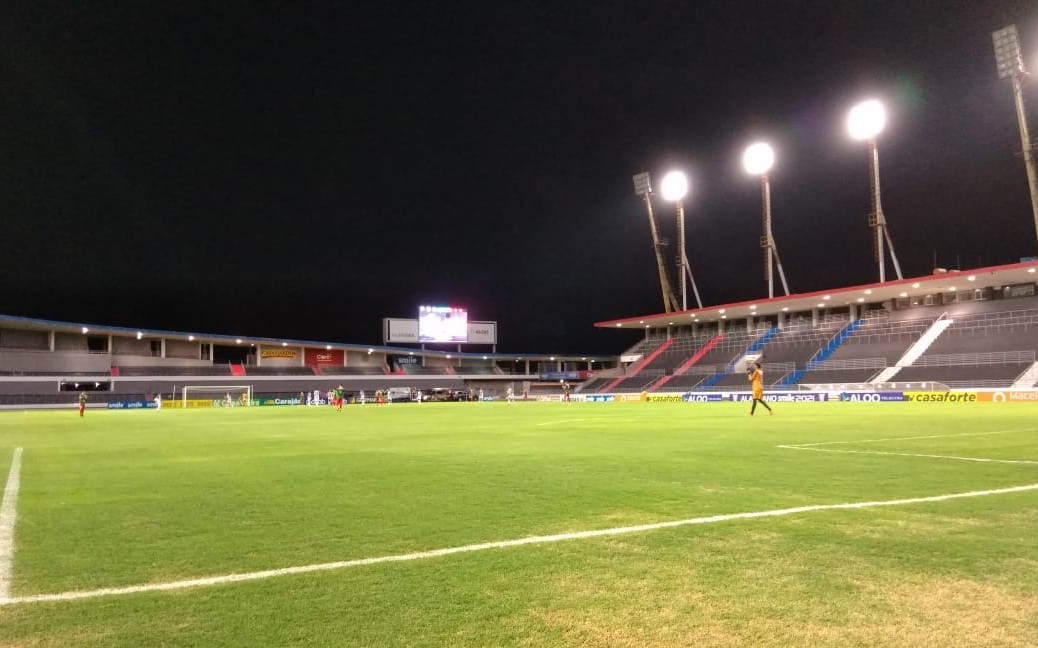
[
  {"x1": 650, "y1": 333, "x2": 725, "y2": 392},
  {"x1": 698, "y1": 327, "x2": 779, "y2": 389},
  {"x1": 871, "y1": 314, "x2": 955, "y2": 383},
  {"x1": 779, "y1": 319, "x2": 864, "y2": 386}
]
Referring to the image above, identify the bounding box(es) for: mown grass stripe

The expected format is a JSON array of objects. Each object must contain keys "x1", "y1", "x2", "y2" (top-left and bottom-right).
[{"x1": 2, "y1": 480, "x2": 1036, "y2": 607}]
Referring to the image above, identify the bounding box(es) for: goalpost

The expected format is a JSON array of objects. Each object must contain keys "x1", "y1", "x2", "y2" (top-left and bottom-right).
[{"x1": 181, "y1": 385, "x2": 253, "y2": 408}]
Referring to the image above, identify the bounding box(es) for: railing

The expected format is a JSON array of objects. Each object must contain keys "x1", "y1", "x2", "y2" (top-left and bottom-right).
[
  {"x1": 911, "y1": 350, "x2": 1035, "y2": 366},
  {"x1": 808, "y1": 357, "x2": 888, "y2": 370},
  {"x1": 799, "y1": 381, "x2": 950, "y2": 392}
]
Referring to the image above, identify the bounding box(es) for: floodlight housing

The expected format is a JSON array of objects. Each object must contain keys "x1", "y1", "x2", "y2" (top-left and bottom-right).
[
  {"x1": 742, "y1": 142, "x2": 775, "y2": 175},
  {"x1": 993, "y1": 25, "x2": 1024, "y2": 80},
  {"x1": 847, "y1": 100, "x2": 886, "y2": 141},
  {"x1": 660, "y1": 171, "x2": 689, "y2": 202},
  {"x1": 632, "y1": 172, "x2": 652, "y2": 196}
]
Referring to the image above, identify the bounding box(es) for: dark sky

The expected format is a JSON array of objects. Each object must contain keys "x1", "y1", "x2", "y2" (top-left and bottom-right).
[{"x1": 1, "y1": 1, "x2": 1037, "y2": 354}]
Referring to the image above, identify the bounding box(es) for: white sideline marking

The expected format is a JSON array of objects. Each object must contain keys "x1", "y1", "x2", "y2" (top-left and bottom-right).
[
  {"x1": 788, "y1": 430, "x2": 1017, "y2": 448},
  {"x1": 780, "y1": 446, "x2": 1038, "y2": 465},
  {"x1": 0, "y1": 448, "x2": 23, "y2": 600},
  {"x1": 2, "y1": 481, "x2": 1037, "y2": 606}
]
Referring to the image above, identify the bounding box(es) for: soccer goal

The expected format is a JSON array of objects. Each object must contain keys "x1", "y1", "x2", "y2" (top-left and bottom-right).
[{"x1": 181, "y1": 385, "x2": 252, "y2": 408}]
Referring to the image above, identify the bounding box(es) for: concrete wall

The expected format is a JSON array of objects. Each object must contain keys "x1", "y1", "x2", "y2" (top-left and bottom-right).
[
  {"x1": 346, "y1": 351, "x2": 387, "y2": 368},
  {"x1": 0, "y1": 328, "x2": 49, "y2": 350},
  {"x1": 0, "y1": 350, "x2": 110, "y2": 373},
  {"x1": 165, "y1": 339, "x2": 200, "y2": 359},
  {"x1": 111, "y1": 337, "x2": 154, "y2": 356},
  {"x1": 54, "y1": 332, "x2": 89, "y2": 352}
]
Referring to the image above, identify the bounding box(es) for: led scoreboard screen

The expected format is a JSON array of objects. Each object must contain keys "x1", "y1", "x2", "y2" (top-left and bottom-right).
[{"x1": 418, "y1": 306, "x2": 468, "y2": 343}]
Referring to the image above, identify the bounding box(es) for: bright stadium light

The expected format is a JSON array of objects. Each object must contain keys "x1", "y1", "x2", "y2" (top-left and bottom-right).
[
  {"x1": 742, "y1": 141, "x2": 789, "y2": 298},
  {"x1": 847, "y1": 99, "x2": 886, "y2": 141},
  {"x1": 993, "y1": 25, "x2": 1038, "y2": 251},
  {"x1": 742, "y1": 142, "x2": 775, "y2": 175},
  {"x1": 847, "y1": 98, "x2": 902, "y2": 282},
  {"x1": 660, "y1": 171, "x2": 689, "y2": 202}
]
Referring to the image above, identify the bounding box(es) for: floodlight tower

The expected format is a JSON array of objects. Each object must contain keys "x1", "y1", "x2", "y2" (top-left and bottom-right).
[
  {"x1": 660, "y1": 170, "x2": 703, "y2": 309},
  {"x1": 742, "y1": 142, "x2": 790, "y2": 298},
  {"x1": 847, "y1": 99, "x2": 903, "y2": 282},
  {"x1": 993, "y1": 25, "x2": 1038, "y2": 251},
  {"x1": 632, "y1": 172, "x2": 679, "y2": 312}
]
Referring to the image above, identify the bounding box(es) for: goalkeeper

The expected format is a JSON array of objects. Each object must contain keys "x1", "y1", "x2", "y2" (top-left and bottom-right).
[{"x1": 747, "y1": 362, "x2": 773, "y2": 416}]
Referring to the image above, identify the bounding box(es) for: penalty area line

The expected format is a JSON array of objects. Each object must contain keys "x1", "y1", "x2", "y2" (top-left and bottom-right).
[
  {"x1": 0, "y1": 448, "x2": 24, "y2": 600},
  {"x1": 2, "y1": 480, "x2": 1037, "y2": 606}
]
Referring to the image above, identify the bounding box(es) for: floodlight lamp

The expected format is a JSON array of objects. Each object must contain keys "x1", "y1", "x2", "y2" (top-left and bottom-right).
[
  {"x1": 847, "y1": 100, "x2": 886, "y2": 141},
  {"x1": 742, "y1": 142, "x2": 775, "y2": 175},
  {"x1": 660, "y1": 171, "x2": 689, "y2": 202},
  {"x1": 992, "y1": 25, "x2": 1024, "y2": 79},
  {"x1": 81, "y1": 327, "x2": 89, "y2": 334},
  {"x1": 632, "y1": 172, "x2": 652, "y2": 196}
]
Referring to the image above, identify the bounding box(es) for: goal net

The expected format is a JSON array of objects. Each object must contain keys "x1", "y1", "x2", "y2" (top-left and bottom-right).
[{"x1": 181, "y1": 385, "x2": 253, "y2": 408}]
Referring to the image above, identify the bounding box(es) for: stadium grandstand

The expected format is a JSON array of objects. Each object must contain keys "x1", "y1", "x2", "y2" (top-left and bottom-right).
[
  {"x1": 588, "y1": 260, "x2": 1038, "y2": 395},
  {"x1": 0, "y1": 315, "x2": 615, "y2": 409},
  {"x1": 3, "y1": 260, "x2": 1037, "y2": 408}
]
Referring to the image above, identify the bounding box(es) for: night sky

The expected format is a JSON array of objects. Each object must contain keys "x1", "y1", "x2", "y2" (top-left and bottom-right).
[{"x1": 2, "y1": 1, "x2": 1037, "y2": 354}]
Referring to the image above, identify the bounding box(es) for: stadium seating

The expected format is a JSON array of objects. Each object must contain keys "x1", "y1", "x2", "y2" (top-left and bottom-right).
[
  {"x1": 242, "y1": 366, "x2": 317, "y2": 376},
  {"x1": 117, "y1": 365, "x2": 233, "y2": 377}
]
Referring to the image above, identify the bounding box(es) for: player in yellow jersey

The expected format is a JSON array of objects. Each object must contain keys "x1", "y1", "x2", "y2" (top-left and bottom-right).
[{"x1": 748, "y1": 362, "x2": 773, "y2": 416}]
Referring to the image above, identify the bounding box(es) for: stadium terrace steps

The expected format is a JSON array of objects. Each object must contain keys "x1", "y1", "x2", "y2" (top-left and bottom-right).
[
  {"x1": 650, "y1": 333, "x2": 725, "y2": 392},
  {"x1": 699, "y1": 327, "x2": 779, "y2": 389},
  {"x1": 230, "y1": 364, "x2": 246, "y2": 377},
  {"x1": 873, "y1": 316, "x2": 956, "y2": 383},
  {"x1": 895, "y1": 317, "x2": 955, "y2": 367},
  {"x1": 242, "y1": 366, "x2": 317, "y2": 376},
  {"x1": 601, "y1": 339, "x2": 674, "y2": 392},
  {"x1": 1012, "y1": 361, "x2": 1038, "y2": 388},
  {"x1": 779, "y1": 319, "x2": 863, "y2": 387}
]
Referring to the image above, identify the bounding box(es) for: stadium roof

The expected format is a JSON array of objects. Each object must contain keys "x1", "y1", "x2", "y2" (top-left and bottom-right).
[
  {"x1": 595, "y1": 259, "x2": 1038, "y2": 330},
  {"x1": 0, "y1": 313, "x2": 614, "y2": 363}
]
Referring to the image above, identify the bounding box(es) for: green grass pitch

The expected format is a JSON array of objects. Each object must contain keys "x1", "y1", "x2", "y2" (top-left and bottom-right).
[{"x1": 0, "y1": 401, "x2": 1036, "y2": 646}]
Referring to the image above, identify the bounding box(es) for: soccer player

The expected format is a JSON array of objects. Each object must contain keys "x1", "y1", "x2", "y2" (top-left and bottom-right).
[
  {"x1": 747, "y1": 362, "x2": 773, "y2": 416},
  {"x1": 506, "y1": 386, "x2": 514, "y2": 403},
  {"x1": 78, "y1": 391, "x2": 87, "y2": 417},
  {"x1": 334, "y1": 384, "x2": 345, "y2": 411},
  {"x1": 154, "y1": 393, "x2": 162, "y2": 410},
  {"x1": 562, "y1": 382, "x2": 571, "y2": 402},
  {"x1": 225, "y1": 393, "x2": 233, "y2": 408}
]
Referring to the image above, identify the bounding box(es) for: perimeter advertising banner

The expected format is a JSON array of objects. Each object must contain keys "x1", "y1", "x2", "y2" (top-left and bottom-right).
[
  {"x1": 384, "y1": 318, "x2": 497, "y2": 344},
  {"x1": 730, "y1": 393, "x2": 829, "y2": 402},
  {"x1": 838, "y1": 392, "x2": 908, "y2": 402}
]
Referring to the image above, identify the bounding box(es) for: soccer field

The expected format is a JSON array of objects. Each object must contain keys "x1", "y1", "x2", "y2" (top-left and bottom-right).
[{"x1": 0, "y1": 402, "x2": 1036, "y2": 647}]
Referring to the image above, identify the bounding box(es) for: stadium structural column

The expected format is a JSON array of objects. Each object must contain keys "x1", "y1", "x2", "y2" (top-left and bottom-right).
[
  {"x1": 867, "y1": 137, "x2": 903, "y2": 283},
  {"x1": 1011, "y1": 73, "x2": 1038, "y2": 251},
  {"x1": 993, "y1": 25, "x2": 1038, "y2": 253}
]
